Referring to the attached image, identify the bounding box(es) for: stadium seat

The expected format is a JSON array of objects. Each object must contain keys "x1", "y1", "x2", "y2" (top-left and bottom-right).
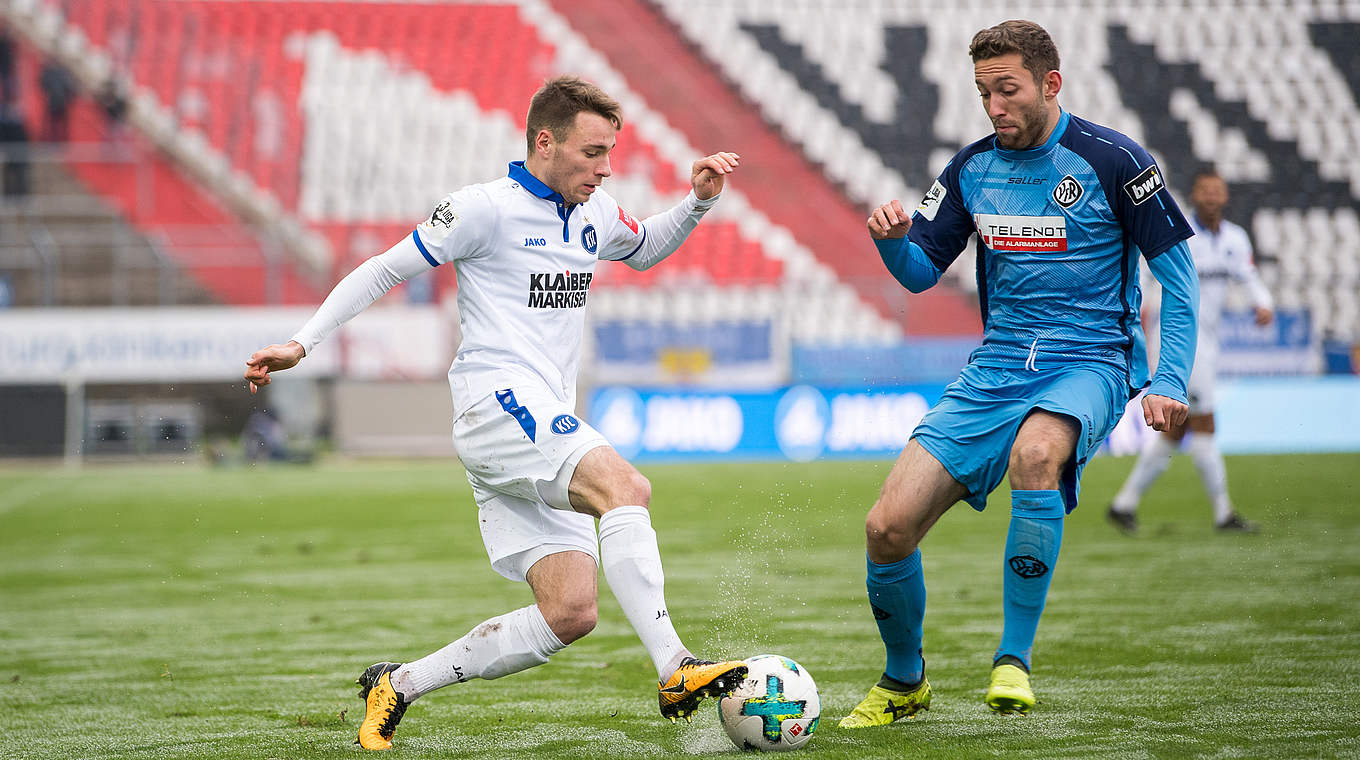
[{"x1": 18, "y1": 0, "x2": 1360, "y2": 339}]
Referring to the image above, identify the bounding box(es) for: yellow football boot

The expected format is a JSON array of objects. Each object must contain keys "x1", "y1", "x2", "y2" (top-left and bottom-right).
[
  {"x1": 985, "y1": 663, "x2": 1035, "y2": 714},
  {"x1": 355, "y1": 662, "x2": 410, "y2": 750},
  {"x1": 838, "y1": 679, "x2": 932, "y2": 728},
  {"x1": 658, "y1": 657, "x2": 748, "y2": 722}
]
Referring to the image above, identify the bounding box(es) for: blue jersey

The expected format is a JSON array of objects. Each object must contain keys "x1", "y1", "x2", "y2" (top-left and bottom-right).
[{"x1": 907, "y1": 110, "x2": 1193, "y2": 395}]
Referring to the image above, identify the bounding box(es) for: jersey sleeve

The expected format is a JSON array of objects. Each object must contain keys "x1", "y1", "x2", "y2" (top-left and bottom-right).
[
  {"x1": 1229, "y1": 227, "x2": 1275, "y2": 309},
  {"x1": 596, "y1": 195, "x2": 649, "y2": 262},
  {"x1": 906, "y1": 162, "x2": 973, "y2": 272},
  {"x1": 1107, "y1": 143, "x2": 1193, "y2": 260},
  {"x1": 412, "y1": 187, "x2": 495, "y2": 265}
]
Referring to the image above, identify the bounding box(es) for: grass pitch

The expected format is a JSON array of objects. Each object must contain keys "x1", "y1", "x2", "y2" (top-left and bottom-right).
[{"x1": 1, "y1": 453, "x2": 1357, "y2": 759}]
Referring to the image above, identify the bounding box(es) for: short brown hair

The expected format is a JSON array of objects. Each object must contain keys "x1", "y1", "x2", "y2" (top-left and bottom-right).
[
  {"x1": 969, "y1": 20, "x2": 1060, "y2": 84},
  {"x1": 525, "y1": 75, "x2": 622, "y2": 152},
  {"x1": 1191, "y1": 168, "x2": 1224, "y2": 187}
]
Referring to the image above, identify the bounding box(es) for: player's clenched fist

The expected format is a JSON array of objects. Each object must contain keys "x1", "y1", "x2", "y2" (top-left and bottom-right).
[
  {"x1": 868, "y1": 200, "x2": 912, "y2": 240},
  {"x1": 1141, "y1": 393, "x2": 1189, "y2": 432},
  {"x1": 691, "y1": 152, "x2": 740, "y2": 200}
]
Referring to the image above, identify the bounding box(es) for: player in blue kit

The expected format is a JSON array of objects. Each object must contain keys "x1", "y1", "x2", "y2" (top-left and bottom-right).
[{"x1": 839, "y1": 20, "x2": 1200, "y2": 726}]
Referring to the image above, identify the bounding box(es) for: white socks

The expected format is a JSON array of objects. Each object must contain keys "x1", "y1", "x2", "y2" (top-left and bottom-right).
[
  {"x1": 598, "y1": 505, "x2": 689, "y2": 679},
  {"x1": 390, "y1": 604, "x2": 565, "y2": 701},
  {"x1": 1187, "y1": 435, "x2": 1233, "y2": 523},
  {"x1": 1112, "y1": 434, "x2": 1176, "y2": 513},
  {"x1": 387, "y1": 506, "x2": 689, "y2": 702},
  {"x1": 1112, "y1": 433, "x2": 1234, "y2": 523}
]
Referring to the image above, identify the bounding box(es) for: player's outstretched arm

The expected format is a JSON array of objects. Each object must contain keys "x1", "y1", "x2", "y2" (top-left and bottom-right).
[
  {"x1": 242, "y1": 233, "x2": 435, "y2": 394},
  {"x1": 869, "y1": 200, "x2": 942, "y2": 293},
  {"x1": 613, "y1": 152, "x2": 740, "y2": 272},
  {"x1": 245, "y1": 341, "x2": 305, "y2": 394}
]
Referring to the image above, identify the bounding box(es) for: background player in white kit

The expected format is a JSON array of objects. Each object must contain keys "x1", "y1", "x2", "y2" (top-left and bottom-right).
[
  {"x1": 244, "y1": 76, "x2": 746, "y2": 750},
  {"x1": 1108, "y1": 170, "x2": 1273, "y2": 533}
]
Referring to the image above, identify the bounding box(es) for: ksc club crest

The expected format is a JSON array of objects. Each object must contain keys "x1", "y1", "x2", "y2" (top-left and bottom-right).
[{"x1": 581, "y1": 224, "x2": 598, "y2": 254}]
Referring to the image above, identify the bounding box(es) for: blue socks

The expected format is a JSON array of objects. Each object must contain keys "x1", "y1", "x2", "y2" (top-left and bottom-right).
[
  {"x1": 996, "y1": 489, "x2": 1066, "y2": 669},
  {"x1": 867, "y1": 549, "x2": 926, "y2": 686}
]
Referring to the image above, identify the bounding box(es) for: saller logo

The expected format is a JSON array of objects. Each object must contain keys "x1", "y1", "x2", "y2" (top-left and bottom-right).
[
  {"x1": 528, "y1": 270, "x2": 592, "y2": 308},
  {"x1": 1008, "y1": 555, "x2": 1049, "y2": 579},
  {"x1": 974, "y1": 213, "x2": 1068, "y2": 252},
  {"x1": 1123, "y1": 164, "x2": 1164, "y2": 205}
]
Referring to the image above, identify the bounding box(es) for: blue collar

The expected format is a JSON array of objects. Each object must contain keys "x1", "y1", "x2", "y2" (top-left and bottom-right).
[
  {"x1": 508, "y1": 161, "x2": 564, "y2": 203},
  {"x1": 994, "y1": 109, "x2": 1070, "y2": 161}
]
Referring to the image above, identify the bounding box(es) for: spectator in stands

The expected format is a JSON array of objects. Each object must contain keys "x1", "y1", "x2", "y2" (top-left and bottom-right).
[
  {"x1": 243, "y1": 75, "x2": 746, "y2": 750},
  {"x1": 841, "y1": 20, "x2": 1198, "y2": 727},
  {"x1": 38, "y1": 58, "x2": 77, "y2": 142},
  {"x1": 0, "y1": 102, "x2": 30, "y2": 199},
  {"x1": 95, "y1": 77, "x2": 129, "y2": 144},
  {"x1": 0, "y1": 23, "x2": 16, "y2": 106},
  {"x1": 1108, "y1": 169, "x2": 1272, "y2": 533}
]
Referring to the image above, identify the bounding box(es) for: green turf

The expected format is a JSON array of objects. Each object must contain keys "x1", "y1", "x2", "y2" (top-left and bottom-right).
[{"x1": 1, "y1": 453, "x2": 1357, "y2": 759}]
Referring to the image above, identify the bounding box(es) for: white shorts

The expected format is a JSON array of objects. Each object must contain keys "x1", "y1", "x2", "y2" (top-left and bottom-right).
[
  {"x1": 453, "y1": 386, "x2": 610, "y2": 582},
  {"x1": 1186, "y1": 343, "x2": 1218, "y2": 414}
]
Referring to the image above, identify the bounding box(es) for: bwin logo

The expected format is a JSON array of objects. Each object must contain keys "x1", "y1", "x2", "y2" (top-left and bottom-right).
[
  {"x1": 1008, "y1": 555, "x2": 1049, "y2": 579},
  {"x1": 1123, "y1": 165, "x2": 1164, "y2": 206},
  {"x1": 524, "y1": 237, "x2": 547, "y2": 247}
]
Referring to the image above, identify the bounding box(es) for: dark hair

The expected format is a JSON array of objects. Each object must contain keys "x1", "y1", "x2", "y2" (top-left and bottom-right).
[
  {"x1": 1191, "y1": 168, "x2": 1224, "y2": 187},
  {"x1": 525, "y1": 75, "x2": 622, "y2": 152},
  {"x1": 969, "y1": 20, "x2": 1060, "y2": 84}
]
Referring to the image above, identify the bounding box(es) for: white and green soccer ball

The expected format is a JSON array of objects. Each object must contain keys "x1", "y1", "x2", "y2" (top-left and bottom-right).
[{"x1": 717, "y1": 655, "x2": 820, "y2": 752}]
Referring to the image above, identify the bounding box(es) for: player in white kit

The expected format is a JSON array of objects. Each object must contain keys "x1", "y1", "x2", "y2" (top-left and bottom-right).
[
  {"x1": 245, "y1": 76, "x2": 746, "y2": 750},
  {"x1": 1108, "y1": 170, "x2": 1273, "y2": 533}
]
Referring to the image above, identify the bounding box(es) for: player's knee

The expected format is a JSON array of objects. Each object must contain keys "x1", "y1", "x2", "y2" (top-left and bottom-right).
[
  {"x1": 616, "y1": 469, "x2": 651, "y2": 507},
  {"x1": 1009, "y1": 440, "x2": 1065, "y2": 486},
  {"x1": 864, "y1": 510, "x2": 915, "y2": 559},
  {"x1": 543, "y1": 597, "x2": 598, "y2": 644}
]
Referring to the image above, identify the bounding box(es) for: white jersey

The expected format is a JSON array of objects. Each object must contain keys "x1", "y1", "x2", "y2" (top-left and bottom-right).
[
  {"x1": 1187, "y1": 215, "x2": 1273, "y2": 347},
  {"x1": 290, "y1": 161, "x2": 717, "y2": 414}
]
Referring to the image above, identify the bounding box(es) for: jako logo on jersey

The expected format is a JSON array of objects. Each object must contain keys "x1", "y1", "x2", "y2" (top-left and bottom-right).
[
  {"x1": 1123, "y1": 164, "x2": 1165, "y2": 205},
  {"x1": 618, "y1": 206, "x2": 639, "y2": 234},
  {"x1": 974, "y1": 214, "x2": 1068, "y2": 252},
  {"x1": 1008, "y1": 555, "x2": 1049, "y2": 578},
  {"x1": 581, "y1": 224, "x2": 598, "y2": 254},
  {"x1": 551, "y1": 414, "x2": 580, "y2": 435},
  {"x1": 528, "y1": 270, "x2": 592, "y2": 308},
  {"x1": 1052, "y1": 175, "x2": 1084, "y2": 208},
  {"x1": 524, "y1": 237, "x2": 547, "y2": 247}
]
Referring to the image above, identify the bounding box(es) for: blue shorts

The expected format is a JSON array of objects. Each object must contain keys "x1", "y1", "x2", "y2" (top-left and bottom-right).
[{"x1": 911, "y1": 362, "x2": 1129, "y2": 513}]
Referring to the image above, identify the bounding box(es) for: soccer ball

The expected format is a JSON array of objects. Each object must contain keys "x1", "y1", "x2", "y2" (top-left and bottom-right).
[{"x1": 717, "y1": 655, "x2": 820, "y2": 752}]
